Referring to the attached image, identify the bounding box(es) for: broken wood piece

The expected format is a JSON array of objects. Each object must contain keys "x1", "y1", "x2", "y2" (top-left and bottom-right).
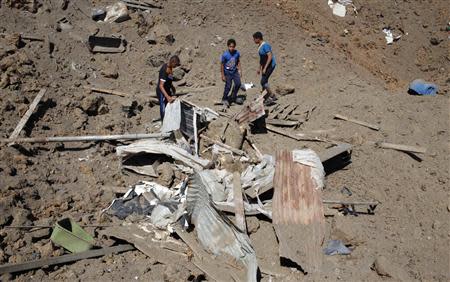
[
  {"x1": 235, "y1": 96, "x2": 265, "y2": 124},
  {"x1": 323, "y1": 200, "x2": 379, "y2": 206},
  {"x1": 281, "y1": 105, "x2": 298, "y2": 120},
  {"x1": 200, "y1": 134, "x2": 248, "y2": 157},
  {"x1": 272, "y1": 150, "x2": 325, "y2": 273},
  {"x1": 8, "y1": 88, "x2": 47, "y2": 142},
  {"x1": 0, "y1": 244, "x2": 134, "y2": 275},
  {"x1": 120, "y1": 0, "x2": 162, "y2": 9},
  {"x1": 245, "y1": 136, "x2": 264, "y2": 160},
  {"x1": 232, "y1": 172, "x2": 247, "y2": 233},
  {"x1": 375, "y1": 142, "x2": 426, "y2": 154},
  {"x1": 84, "y1": 86, "x2": 127, "y2": 97},
  {"x1": 266, "y1": 125, "x2": 329, "y2": 142},
  {"x1": 272, "y1": 104, "x2": 290, "y2": 119},
  {"x1": 1, "y1": 133, "x2": 169, "y2": 144},
  {"x1": 266, "y1": 119, "x2": 300, "y2": 127},
  {"x1": 220, "y1": 122, "x2": 230, "y2": 142},
  {"x1": 334, "y1": 114, "x2": 380, "y2": 131}
]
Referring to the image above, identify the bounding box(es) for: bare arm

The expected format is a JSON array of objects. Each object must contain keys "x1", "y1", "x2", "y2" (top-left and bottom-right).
[
  {"x1": 263, "y1": 52, "x2": 272, "y2": 73},
  {"x1": 159, "y1": 80, "x2": 174, "y2": 102},
  {"x1": 237, "y1": 60, "x2": 242, "y2": 77}
]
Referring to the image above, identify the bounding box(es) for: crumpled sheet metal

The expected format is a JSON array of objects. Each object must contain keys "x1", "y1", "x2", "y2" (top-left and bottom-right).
[
  {"x1": 186, "y1": 173, "x2": 257, "y2": 282},
  {"x1": 116, "y1": 140, "x2": 210, "y2": 171},
  {"x1": 241, "y1": 155, "x2": 275, "y2": 198}
]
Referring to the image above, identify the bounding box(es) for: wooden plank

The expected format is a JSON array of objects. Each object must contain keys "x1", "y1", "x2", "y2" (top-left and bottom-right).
[
  {"x1": 200, "y1": 134, "x2": 248, "y2": 156},
  {"x1": 266, "y1": 125, "x2": 329, "y2": 142},
  {"x1": 0, "y1": 244, "x2": 134, "y2": 275},
  {"x1": 9, "y1": 88, "x2": 47, "y2": 140},
  {"x1": 232, "y1": 172, "x2": 247, "y2": 233},
  {"x1": 334, "y1": 114, "x2": 380, "y2": 131},
  {"x1": 375, "y1": 142, "x2": 426, "y2": 154},
  {"x1": 272, "y1": 150, "x2": 325, "y2": 273},
  {"x1": 84, "y1": 86, "x2": 127, "y2": 97},
  {"x1": 266, "y1": 119, "x2": 300, "y2": 127}
]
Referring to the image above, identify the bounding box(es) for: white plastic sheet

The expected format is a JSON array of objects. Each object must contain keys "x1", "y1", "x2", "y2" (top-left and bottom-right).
[{"x1": 161, "y1": 99, "x2": 181, "y2": 133}]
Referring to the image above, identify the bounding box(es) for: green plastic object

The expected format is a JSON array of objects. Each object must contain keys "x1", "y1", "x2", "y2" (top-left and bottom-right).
[{"x1": 50, "y1": 218, "x2": 95, "y2": 253}]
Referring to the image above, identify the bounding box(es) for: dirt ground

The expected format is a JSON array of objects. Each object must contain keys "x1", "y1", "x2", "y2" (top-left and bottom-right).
[{"x1": 0, "y1": 0, "x2": 448, "y2": 281}]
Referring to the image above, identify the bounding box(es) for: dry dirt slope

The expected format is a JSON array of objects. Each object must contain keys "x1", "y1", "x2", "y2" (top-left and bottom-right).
[{"x1": 0, "y1": 0, "x2": 449, "y2": 281}]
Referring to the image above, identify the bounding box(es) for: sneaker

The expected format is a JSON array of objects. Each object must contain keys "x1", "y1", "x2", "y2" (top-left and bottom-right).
[
  {"x1": 235, "y1": 97, "x2": 244, "y2": 105},
  {"x1": 222, "y1": 99, "x2": 230, "y2": 107}
]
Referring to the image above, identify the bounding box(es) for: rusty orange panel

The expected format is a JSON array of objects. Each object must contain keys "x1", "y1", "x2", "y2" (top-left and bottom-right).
[{"x1": 272, "y1": 150, "x2": 325, "y2": 273}]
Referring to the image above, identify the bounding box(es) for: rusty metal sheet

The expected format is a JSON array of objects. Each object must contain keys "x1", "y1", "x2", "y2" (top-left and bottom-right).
[
  {"x1": 234, "y1": 96, "x2": 265, "y2": 124},
  {"x1": 272, "y1": 150, "x2": 325, "y2": 273}
]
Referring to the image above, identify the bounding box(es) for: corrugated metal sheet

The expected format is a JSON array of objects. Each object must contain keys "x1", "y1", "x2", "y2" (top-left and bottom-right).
[
  {"x1": 272, "y1": 150, "x2": 325, "y2": 273},
  {"x1": 187, "y1": 173, "x2": 257, "y2": 282}
]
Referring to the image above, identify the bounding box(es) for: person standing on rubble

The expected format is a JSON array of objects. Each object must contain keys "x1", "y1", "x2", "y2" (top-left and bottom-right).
[
  {"x1": 156, "y1": 55, "x2": 181, "y2": 120},
  {"x1": 253, "y1": 32, "x2": 277, "y2": 106},
  {"x1": 220, "y1": 38, "x2": 243, "y2": 107}
]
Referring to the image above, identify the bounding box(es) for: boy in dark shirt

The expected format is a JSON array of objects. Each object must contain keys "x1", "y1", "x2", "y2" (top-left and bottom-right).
[
  {"x1": 156, "y1": 55, "x2": 181, "y2": 120},
  {"x1": 253, "y1": 32, "x2": 277, "y2": 106},
  {"x1": 220, "y1": 38, "x2": 243, "y2": 107}
]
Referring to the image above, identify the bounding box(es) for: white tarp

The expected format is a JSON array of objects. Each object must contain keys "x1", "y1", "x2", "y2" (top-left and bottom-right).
[{"x1": 161, "y1": 99, "x2": 182, "y2": 133}]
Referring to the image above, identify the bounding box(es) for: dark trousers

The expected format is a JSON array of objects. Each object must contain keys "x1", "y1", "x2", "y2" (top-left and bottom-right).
[
  {"x1": 261, "y1": 64, "x2": 275, "y2": 90},
  {"x1": 156, "y1": 89, "x2": 168, "y2": 120},
  {"x1": 223, "y1": 71, "x2": 241, "y2": 101}
]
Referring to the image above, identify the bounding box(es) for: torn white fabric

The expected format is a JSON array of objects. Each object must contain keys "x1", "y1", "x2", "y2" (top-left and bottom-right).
[
  {"x1": 161, "y1": 99, "x2": 181, "y2": 133},
  {"x1": 292, "y1": 149, "x2": 325, "y2": 190}
]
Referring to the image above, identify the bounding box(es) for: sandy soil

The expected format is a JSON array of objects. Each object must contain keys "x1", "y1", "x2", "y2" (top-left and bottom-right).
[{"x1": 0, "y1": 0, "x2": 448, "y2": 281}]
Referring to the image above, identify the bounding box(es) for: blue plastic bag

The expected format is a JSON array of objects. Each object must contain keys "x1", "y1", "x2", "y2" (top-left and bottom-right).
[{"x1": 408, "y1": 79, "x2": 438, "y2": 96}]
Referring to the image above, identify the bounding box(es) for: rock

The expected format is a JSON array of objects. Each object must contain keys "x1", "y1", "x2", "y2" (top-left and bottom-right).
[
  {"x1": 72, "y1": 108, "x2": 87, "y2": 129},
  {"x1": 152, "y1": 23, "x2": 175, "y2": 45},
  {"x1": 246, "y1": 217, "x2": 260, "y2": 234},
  {"x1": 147, "y1": 51, "x2": 171, "y2": 68},
  {"x1": 145, "y1": 31, "x2": 157, "y2": 45},
  {"x1": 429, "y1": 37, "x2": 440, "y2": 46},
  {"x1": 81, "y1": 95, "x2": 106, "y2": 116},
  {"x1": 121, "y1": 100, "x2": 142, "y2": 118},
  {"x1": 156, "y1": 162, "x2": 175, "y2": 187},
  {"x1": 12, "y1": 208, "x2": 32, "y2": 226},
  {"x1": 275, "y1": 84, "x2": 295, "y2": 96},
  {"x1": 172, "y1": 68, "x2": 185, "y2": 81},
  {"x1": 0, "y1": 196, "x2": 15, "y2": 226},
  {"x1": 101, "y1": 64, "x2": 119, "y2": 79},
  {"x1": 371, "y1": 256, "x2": 412, "y2": 281},
  {"x1": 98, "y1": 104, "x2": 110, "y2": 115},
  {"x1": 35, "y1": 241, "x2": 54, "y2": 258}
]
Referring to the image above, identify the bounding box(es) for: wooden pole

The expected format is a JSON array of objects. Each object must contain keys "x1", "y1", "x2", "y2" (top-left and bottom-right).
[
  {"x1": 375, "y1": 142, "x2": 426, "y2": 154},
  {"x1": 266, "y1": 125, "x2": 329, "y2": 142},
  {"x1": 1, "y1": 133, "x2": 169, "y2": 144},
  {"x1": 0, "y1": 244, "x2": 134, "y2": 275},
  {"x1": 9, "y1": 88, "x2": 47, "y2": 141},
  {"x1": 334, "y1": 114, "x2": 380, "y2": 131}
]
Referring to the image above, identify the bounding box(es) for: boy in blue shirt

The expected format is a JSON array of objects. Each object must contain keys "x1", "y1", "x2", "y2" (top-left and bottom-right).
[
  {"x1": 220, "y1": 39, "x2": 243, "y2": 107},
  {"x1": 253, "y1": 32, "x2": 277, "y2": 106}
]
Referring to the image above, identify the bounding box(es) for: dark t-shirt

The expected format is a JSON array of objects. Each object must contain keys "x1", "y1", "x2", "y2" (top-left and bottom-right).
[{"x1": 156, "y1": 63, "x2": 173, "y2": 98}]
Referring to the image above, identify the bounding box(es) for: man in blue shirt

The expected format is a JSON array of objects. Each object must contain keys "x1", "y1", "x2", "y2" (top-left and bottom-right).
[
  {"x1": 220, "y1": 38, "x2": 243, "y2": 107},
  {"x1": 253, "y1": 32, "x2": 277, "y2": 106}
]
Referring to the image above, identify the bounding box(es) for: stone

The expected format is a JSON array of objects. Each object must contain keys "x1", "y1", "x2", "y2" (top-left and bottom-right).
[
  {"x1": 172, "y1": 68, "x2": 185, "y2": 81},
  {"x1": 275, "y1": 84, "x2": 295, "y2": 96},
  {"x1": 152, "y1": 23, "x2": 175, "y2": 45},
  {"x1": 101, "y1": 63, "x2": 119, "y2": 79},
  {"x1": 147, "y1": 51, "x2": 171, "y2": 68},
  {"x1": 12, "y1": 208, "x2": 32, "y2": 226},
  {"x1": 81, "y1": 95, "x2": 106, "y2": 116},
  {"x1": 72, "y1": 108, "x2": 88, "y2": 129},
  {"x1": 429, "y1": 37, "x2": 440, "y2": 46},
  {"x1": 156, "y1": 162, "x2": 175, "y2": 187},
  {"x1": 246, "y1": 217, "x2": 260, "y2": 234},
  {"x1": 371, "y1": 256, "x2": 412, "y2": 281},
  {"x1": 35, "y1": 241, "x2": 54, "y2": 258}
]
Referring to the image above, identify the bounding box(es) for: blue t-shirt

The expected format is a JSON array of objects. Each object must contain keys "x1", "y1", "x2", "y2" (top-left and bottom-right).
[
  {"x1": 221, "y1": 50, "x2": 240, "y2": 74},
  {"x1": 258, "y1": 42, "x2": 276, "y2": 68}
]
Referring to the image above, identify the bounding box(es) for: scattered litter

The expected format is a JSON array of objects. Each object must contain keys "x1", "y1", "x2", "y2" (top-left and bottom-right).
[
  {"x1": 104, "y1": 2, "x2": 130, "y2": 23},
  {"x1": 88, "y1": 35, "x2": 127, "y2": 53},
  {"x1": 327, "y1": 0, "x2": 356, "y2": 17},
  {"x1": 382, "y1": 28, "x2": 401, "y2": 45},
  {"x1": 50, "y1": 218, "x2": 95, "y2": 253},
  {"x1": 323, "y1": 240, "x2": 351, "y2": 255},
  {"x1": 408, "y1": 79, "x2": 438, "y2": 96},
  {"x1": 241, "y1": 82, "x2": 255, "y2": 91},
  {"x1": 341, "y1": 186, "x2": 353, "y2": 196}
]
